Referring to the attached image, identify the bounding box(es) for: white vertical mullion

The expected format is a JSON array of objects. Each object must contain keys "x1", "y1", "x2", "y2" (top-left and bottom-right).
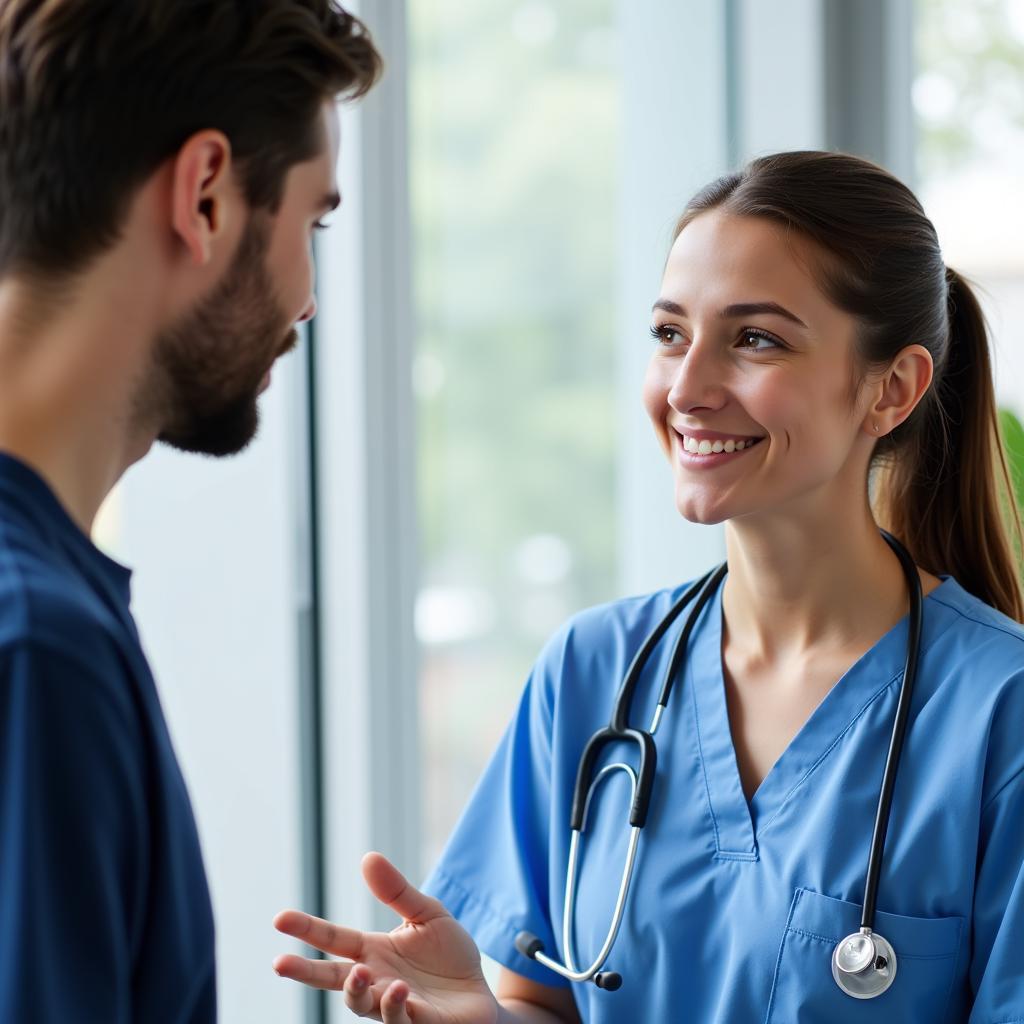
[
  {"x1": 884, "y1": 0, "x2": 916, "y2": 186},
  {"x1": 316, "y1": 4, "x2": 419, "y2": 1016},
  {"x1": 736, "y1": 0, "x2": 826, "y2": 161},
  {"x1": 354, "y1": 0, "x2": 421, "y2": 893},
  {"x1": 616, "y1": 0, "x2": 730, "y2": 597},
  {"x1": 824, "y1": 0, "x2": 915, "y2": 180}
]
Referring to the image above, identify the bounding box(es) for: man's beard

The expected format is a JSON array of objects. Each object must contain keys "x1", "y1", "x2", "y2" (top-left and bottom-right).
[{"x1": 143, "y1": 215, "x2": 297, "y2": 457}]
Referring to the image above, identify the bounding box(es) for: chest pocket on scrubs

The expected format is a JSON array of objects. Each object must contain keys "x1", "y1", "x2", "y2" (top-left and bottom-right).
[{"x1": 765, "y1": 887, "x2": 963, "y2": 1024}]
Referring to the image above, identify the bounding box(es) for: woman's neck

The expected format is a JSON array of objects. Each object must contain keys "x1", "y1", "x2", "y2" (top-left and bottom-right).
[{"x1": 720, "y1": 502, "x2": 935, "y2": 668}]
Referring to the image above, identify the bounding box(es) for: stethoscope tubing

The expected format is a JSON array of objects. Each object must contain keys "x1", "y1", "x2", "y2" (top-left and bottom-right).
[
  {"x1": 518, "y1": 531, "x2": 923, "y2": 996},
  {"x1": 558, "y1": 821, "x2": 642, "y2": 983},
  {"x1": 515, "y1": 565, "x2": 729, "y2": 989},
  {"x1": 860, "y1": 531, "x2": 923, "y2": 931}
]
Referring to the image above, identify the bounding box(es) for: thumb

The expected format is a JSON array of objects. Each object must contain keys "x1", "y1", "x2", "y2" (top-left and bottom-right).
[{"x1": 361, "y1": 852, "x2": 448, "y2": 926}]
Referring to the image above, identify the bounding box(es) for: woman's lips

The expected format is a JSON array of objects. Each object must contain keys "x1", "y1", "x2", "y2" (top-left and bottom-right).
[{"x1": 674, "y1": 430, "x2": 765, "y2": 467}]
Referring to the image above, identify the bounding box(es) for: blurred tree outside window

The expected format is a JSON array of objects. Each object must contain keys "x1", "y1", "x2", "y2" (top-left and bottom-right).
[
  {"x1": 916, "y1": 0, "x2": 1024, "y2": 528},
  {"x1": 410, "y1": 0, "x2": 622, "y2": 869}
]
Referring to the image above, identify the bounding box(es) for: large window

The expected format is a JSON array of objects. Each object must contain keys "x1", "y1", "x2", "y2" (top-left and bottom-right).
[
  {"x1": 409, "y1": 0, "x2": 622, "y2": 869},
  {"x1": 915, "y1": 0, "x2": 1024, "y2": 473}
]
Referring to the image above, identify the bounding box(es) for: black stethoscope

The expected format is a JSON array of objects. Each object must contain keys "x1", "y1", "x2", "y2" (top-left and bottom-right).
[{"x1": 516, "y1": 531, "x2": 923, "y2": 999}]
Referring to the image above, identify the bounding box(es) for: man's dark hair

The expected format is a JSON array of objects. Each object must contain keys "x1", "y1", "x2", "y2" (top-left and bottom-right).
[{"x1": 0, "y1": 0, "x2": 381, "y2": 280}]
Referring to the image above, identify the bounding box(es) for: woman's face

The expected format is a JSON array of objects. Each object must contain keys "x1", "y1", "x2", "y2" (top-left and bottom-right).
[{"x1": 643, "y1": 210, "x2": 874, "y2": 526}]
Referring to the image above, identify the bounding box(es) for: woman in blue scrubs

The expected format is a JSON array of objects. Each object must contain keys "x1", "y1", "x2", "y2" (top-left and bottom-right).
[{"x1": 274, "y1": 151, "x2": 1024, "y2": 1023}]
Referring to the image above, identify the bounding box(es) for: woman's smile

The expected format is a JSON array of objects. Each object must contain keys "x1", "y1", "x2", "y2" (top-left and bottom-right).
[{"x1": 674, "y1": 427, "x2": 767, "y2": 468}]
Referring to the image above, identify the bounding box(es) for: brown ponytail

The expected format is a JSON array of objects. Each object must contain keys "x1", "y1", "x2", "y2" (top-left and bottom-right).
[
  {"x1": 675, "y1": 151, "x2": 1024, "y2": 621},
  {"x1": 873, "y1": 268, "x2": 1024, "y2": 620}
]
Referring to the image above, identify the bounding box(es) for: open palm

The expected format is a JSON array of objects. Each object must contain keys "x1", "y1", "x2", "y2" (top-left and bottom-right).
[{"x1": 273, "y1": 852, "x2": 499, "y2": 1023}]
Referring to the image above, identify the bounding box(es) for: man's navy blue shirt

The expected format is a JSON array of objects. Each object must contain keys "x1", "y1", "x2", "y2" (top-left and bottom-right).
[{"x1": 0, "y1": 453, "x2": 215, "y2": 1022}]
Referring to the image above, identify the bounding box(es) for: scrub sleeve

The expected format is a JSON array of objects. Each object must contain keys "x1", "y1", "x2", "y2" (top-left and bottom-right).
[{"x1": 968, "y1": 754, "x2": 1024, "y2": 1020}]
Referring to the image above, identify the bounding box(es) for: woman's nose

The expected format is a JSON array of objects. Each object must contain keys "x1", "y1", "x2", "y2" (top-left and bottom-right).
[{"x1": 667, "y1": 340, "x2": 726, "y2": 414}]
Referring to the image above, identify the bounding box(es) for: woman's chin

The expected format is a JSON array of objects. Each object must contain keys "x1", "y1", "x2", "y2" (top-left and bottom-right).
[
  {"x1": 673, "y1": 481, "x2": 738, "y2": 526},
  {"x1": 674, "y1": 497, "x2": 729, "y2": 527}
]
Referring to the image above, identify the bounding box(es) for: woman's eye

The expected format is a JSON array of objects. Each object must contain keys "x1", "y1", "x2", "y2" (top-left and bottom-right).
[
  {"x1": 649, "y1": 325, "x2": 685, "y2": 347},
  {"x1": 738, "y1": 328, "x2": 782, "y2": 351}
]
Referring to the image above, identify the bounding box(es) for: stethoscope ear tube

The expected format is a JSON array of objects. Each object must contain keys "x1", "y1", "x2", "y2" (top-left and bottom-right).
[
  {"x1": 608, "y1": 568, "x2": 718, "y2": 734},
  {"x1": 569, "y1": 567, "x2": 723, "y2": 833},
  {"x1": 528, "y1": 573, "x2": 729, "y2": 992},
  {"x1": 859, "y1": 531, "x2": 923, "y2": 932},
  {"x1": 569, "y1": 730, "x2": 656, "y2": 830},
  {"x1": 830, "y1": 531, "x2": 923, "y2": 1000},
  {"x1": 655, "y1": 563, "x2": 728, "y2": 710}
]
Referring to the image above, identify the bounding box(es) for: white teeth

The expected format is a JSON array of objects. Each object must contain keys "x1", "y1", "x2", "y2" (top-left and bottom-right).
[{"x1": 679, "y1": 434, "x2": 759, "y2": 455}]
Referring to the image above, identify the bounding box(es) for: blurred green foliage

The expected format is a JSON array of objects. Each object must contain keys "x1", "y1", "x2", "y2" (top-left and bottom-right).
[
  {"x1": 916, "y1": 0, "x2": 1024, "y2": 180},
  {"x1": 410, "y1": 1, "x2": 623, "y2": 852},
  {"x1": 410, "y1": 0, "x2": 620, "y2": 648},
  {"x1": 917, "y1": 0, "x2": 1024, "y2": 541},
  {"x1": 999, "y1": 408, "x2": 1024, "y2": 515}
]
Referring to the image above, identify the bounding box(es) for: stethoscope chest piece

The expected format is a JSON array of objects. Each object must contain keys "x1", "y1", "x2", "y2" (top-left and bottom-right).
[{"x1": 832, "y1": 929, "x2": 897, "y2": 999}]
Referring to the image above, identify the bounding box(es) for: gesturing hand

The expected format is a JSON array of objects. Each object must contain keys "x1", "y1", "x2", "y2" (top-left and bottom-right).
[{"x1": 273, "y1": 852, "x2": 499, "y2": 1023}]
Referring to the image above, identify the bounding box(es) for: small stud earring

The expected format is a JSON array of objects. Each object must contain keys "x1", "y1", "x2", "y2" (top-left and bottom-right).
[{"x1": 873, "y1": 423, "x2": 880, "y2": 433}]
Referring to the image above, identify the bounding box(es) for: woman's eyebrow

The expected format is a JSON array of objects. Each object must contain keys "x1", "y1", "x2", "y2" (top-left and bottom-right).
[
  {"x1": 721, "y1": 301, "x2": 807, "y2": 328},
  {"x1": 651, "y1": 298, "x2": 807, "y2": 329}
]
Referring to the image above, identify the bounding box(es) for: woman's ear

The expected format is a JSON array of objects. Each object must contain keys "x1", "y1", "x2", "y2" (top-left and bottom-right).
[
  {"x1": 169, "y1": 130, "x2": 234, "y2": 267},
  {"x1": 864, "y1": 344, "x2": 934, "y2": 436}
]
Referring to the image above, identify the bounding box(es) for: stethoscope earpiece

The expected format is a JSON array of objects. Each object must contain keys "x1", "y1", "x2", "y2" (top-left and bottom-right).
[
  {"x1": 832, "y1": 929, "x2": 898, "y2": 999},
  {"x1": 514, "y1": 931, "x2": 545, "y2": 961},
  {"x1": 516, "y1": 930, "x2": 624, "y2": 992}
]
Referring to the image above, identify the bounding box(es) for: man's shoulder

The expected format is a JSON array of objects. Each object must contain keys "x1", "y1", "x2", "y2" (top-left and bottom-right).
[{"x1": 0, "y1": 533, "x2": 129, "y2": 680}]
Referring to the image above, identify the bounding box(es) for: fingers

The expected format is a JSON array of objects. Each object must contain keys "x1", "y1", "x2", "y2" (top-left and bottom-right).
[
  {"x1": 343, "y1": 963, "x2": 377, "y2": 1017},
  {"x1": 362, "y1": 851, "x2": 447, "y2": 926},
  {"x1": 274, "y1": 952, "x2": 415, "y2": 1022},
  {"x1": 380, "y1": 979, "x2": 413, "y2": 1023},
  {"x1": 273, "y1": 909, "x2": 365, "y2": 959},
  {"x1": 342, "y1": 967, "x2": 411, "y2": 1022},
  {"x1": 272, "y1": 953, "x2": 354, "y2": 992}
]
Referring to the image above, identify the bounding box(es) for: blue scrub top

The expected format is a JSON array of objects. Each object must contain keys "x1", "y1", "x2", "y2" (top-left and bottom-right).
[
  {"x1": 425, "y1": 574, "x2": 1024, "y2": 1023},
  {"x1": 0, "y1": 453, "x2": 215, "y2": 1022}
]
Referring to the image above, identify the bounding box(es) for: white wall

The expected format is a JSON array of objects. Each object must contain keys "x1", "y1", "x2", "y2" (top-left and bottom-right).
[{"x1": 101, "y1": 356, "x2": 307, "y2": 1024}]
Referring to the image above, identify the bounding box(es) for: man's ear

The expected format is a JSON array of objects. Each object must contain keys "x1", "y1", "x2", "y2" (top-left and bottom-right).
[
  {"x1": 863, "y1": 343, "x2": 934, "y2": 436},
  {"x1": 169, "y1": 130, "x2": 235, "y2": 266}
]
